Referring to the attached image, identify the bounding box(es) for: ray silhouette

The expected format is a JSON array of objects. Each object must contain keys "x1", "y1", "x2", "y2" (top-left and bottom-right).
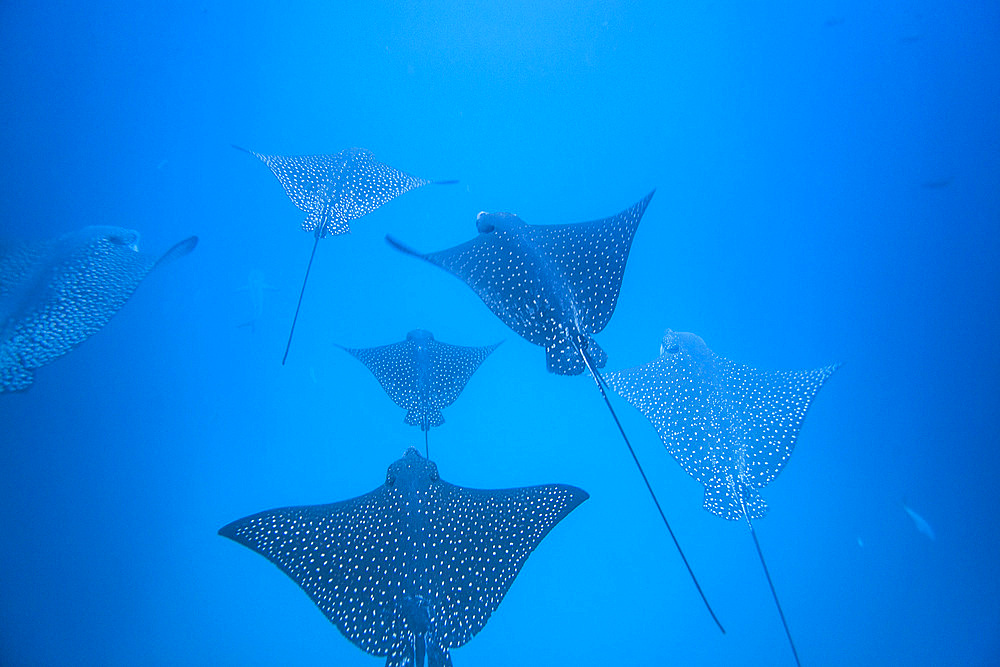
[
  {"x1": 0, "y1": 226, "x2": 197, "y2": 393},
  {"x1": 234, "y1": 146, "x2": 457, "y2": 364},
  {"x1": 336, "y1": 329, "x2": 501, "y2": 457},
  {"x1": 604, "y1": 329, "x2": 840, "y2": 666},
  {"x1": 236, "y1": 269, "x2": 278, "y2": 332},
  {"x1": 386, "y1": 192, "x2": 726, "y2": 632},
  {"x1": 220, "y1": 448, "x2": 587, "y2": 666}
]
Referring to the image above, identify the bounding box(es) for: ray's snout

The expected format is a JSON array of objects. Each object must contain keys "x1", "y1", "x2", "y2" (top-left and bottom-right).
[{"x1": 476, "y1": 211, "x2": 495, "y2": 233}]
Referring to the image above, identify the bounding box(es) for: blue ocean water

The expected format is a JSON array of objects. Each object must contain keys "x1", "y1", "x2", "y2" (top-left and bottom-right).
[{"x1": 1, "y1": 1, "x2": 998, "y2": 665}]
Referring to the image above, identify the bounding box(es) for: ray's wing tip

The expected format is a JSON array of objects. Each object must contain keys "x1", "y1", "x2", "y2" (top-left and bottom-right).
[
  {"x1": 559, "y1": 483, "x2": 591, "y2": 506},
  {"x1": 819, "y1": 361, "x2": 844, "y2": 380},
  {"x1": 432, "y1": 179, "x2": 459, "y2": 185},
  {"x1": 217, "y1": 521, "x2": 239, "y2": 540},
  {"x1": 156, "y1": 236, "x2": 199, "y2": 267},
  {"x1": 636, "y1": 188, "x2": 656, "y2": 211},
  {"x1": 385, "y1": 234, "x2": 421, "y2": 257}
]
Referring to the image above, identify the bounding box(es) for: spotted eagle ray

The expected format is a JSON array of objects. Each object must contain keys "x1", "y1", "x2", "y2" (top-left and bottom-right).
[
  {"x1": 386, "y1": 192, "x2": 726, "y2": 632},
  {"x1": 233, "y1": 146, "x2": 457, "y2": 364},
  {"x1": 219, "y1": 448, "x2": 587, "y2": 666},
  {"x1": 604, "y1": 329, "x2": 840, "y2": 666},
  {"x1": 0, "y1": 227, "x2": 198, "y2": 393},
  {"x1": 336, "y1": 330, "x2": 501, "y2": 457}
]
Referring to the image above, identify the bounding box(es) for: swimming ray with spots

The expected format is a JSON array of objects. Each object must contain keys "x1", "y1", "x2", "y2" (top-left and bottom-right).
[
  {"x1": 604, "y1": 329, "x2": 840, "y2": 666},
  {"x1": 219, "y1": 448, "x2": 587, "y2": 667},
  {"x1": 0, "y1": 227, "x2": 198, "y2": 393},
  {"x1": 337, "y1": 330, "x2": 501, "y2": 457},
  {"x1": 234, "y1": 146, "x2": 457, "y2": 364},
  {"x1": 386, "y1": 192, "x2": 725, "y2": 632}
]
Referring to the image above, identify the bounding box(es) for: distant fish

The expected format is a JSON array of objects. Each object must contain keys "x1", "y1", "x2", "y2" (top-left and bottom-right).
[
  {"x1": 857, "y1": 536, "x2": 864, "y2": 548},
  {"x1": 902, "y1": 501, "x2": 935, "y2": 540},
  {"x1": 1, "y1": 227, "x2": 197, "y2": 392},
  {"x1": 920, "y1": 178, "x2": 951, "y2": 190},
  {"x1": 236, "y1": 270, "x2": 277, "y2": 332}
]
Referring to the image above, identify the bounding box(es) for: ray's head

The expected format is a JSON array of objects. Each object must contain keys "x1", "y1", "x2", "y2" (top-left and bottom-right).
[
  {"x1": 406, "y1": 329, "x2": 435, "y2": 343},
  {"x1": 79, "y1": 226, "x2": 141, "y2": 252},
  {"x1": 476, "y1": 211, "x2": 522, "y2": 234},
  {"x1": 659, "y1": 329, "x2": 709, "y2": 356},
  {"x1": 385, "y1": 447, "x2": 440, "y2": 492}
]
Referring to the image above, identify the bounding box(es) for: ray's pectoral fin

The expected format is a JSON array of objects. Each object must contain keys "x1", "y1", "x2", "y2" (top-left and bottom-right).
[
  {"x1": 0, "y1": 353, "x2": 33, "y2": 393},
  {"x1": 385, "y1": 235, "x2": 421, "y2": 258}
]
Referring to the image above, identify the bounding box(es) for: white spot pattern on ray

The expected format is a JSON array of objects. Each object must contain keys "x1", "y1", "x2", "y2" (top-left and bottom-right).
[
  {"x1": 219, "y1": 449, "x2": 587, "y2": 667},
  {"x1": 246, "y1": 148, "x2": 434, "y2": 236},
  {"x1": 604, "y1": 330, "x2": 838, "y2": 521},
  {"x1": 339, "y1": 330, "x2": 501, "y2": 430},
  {"x1": 387, "y1": 192, "x2": 654, "y2": 376},
  {"x1": 0, "y1": 228, "x2": 197, "y2": 392}
]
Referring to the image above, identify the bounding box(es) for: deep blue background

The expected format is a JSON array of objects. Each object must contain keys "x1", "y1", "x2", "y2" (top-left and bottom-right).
[{"x1": 1, "y1": 1, "x2": 998, "y2": 665}]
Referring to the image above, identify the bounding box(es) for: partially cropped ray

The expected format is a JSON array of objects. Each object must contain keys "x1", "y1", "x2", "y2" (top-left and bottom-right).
[
  {"x1": 605, "y1": 329, "x2": 840, "y2": 666},
  {"x1": 234, "y1": 145, "x2": 456, "y2": 364},
  {"x1": 387, "y1": 194, "x2": 726, "y2": 633},
  {"x1": 337, "y1": 330, "x2": 501, "y2": 457},
  {"x1": 220, "y1": 448, "x2": 587, "y2": 667},
  {"x1": 0, "y1": 227, "x2": 197, "y2": 393},
  {"x1": 902, "y1": 501, "x2": 935, "y2": 540}
]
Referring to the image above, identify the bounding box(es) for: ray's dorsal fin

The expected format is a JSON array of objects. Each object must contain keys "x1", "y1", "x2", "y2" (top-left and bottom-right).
[{"x1": 219, "y1": 449, "x2": 587, "y2": 664}]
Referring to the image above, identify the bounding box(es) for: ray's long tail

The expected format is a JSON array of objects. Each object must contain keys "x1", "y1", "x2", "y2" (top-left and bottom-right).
[
  {"x1": 744, "y1": 513, "x2": 801, "y2": 666},
  {"x1": 576, "y1": 343, "x2": 726, "y2": 635},
  {"x1": 282, "y1": 234, "x2": 321, "y2": 365}
]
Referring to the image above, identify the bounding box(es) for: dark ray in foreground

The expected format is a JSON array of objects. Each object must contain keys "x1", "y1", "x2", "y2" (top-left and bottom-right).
[
  {"x1": 386, "y1": 193, "x2": 726, "y2": 632},
  {"x1": 219, "y1": 448, "x2": 587, "y2": 666},
  {"x1": 234, "y1": 146, "x2": 456, "y2": 364},
  {"x1": 337, "y1": 330, "x2": 501, "y2": 457},
  {"x1": 605, "y1": 330, "x2": 840, "y2": 666},
  {"x1": 0, "y1": 227, "x2": 197, "y2": 393}
]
